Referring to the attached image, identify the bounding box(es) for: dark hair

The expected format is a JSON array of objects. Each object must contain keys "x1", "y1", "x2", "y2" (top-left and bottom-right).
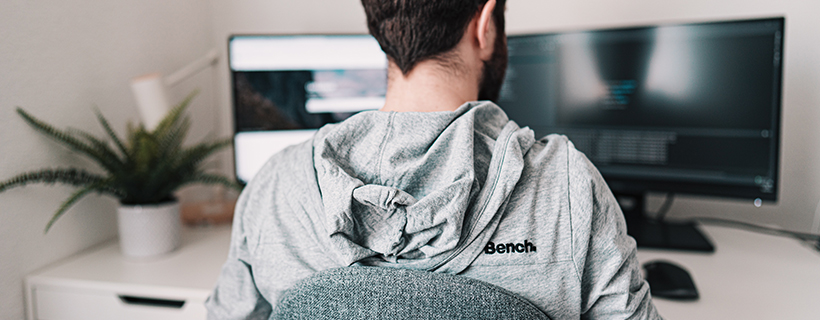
[{"x1": 361, "y1": 0, "x2": 506, "y2": 75}]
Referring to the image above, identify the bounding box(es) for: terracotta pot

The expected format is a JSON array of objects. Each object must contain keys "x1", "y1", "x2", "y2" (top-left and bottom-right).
[{"x1": 116, "y1": 201, "x2": 181, "y2": 258}]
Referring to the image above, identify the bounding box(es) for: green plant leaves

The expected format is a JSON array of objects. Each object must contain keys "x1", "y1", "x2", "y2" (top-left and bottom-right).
[
  {"x1": 93, "y1": 107, "x2": 128, "y2": 157},
  {"x1": 4, "y1": 90, "x2": 242, "y2": 233},
  {"x1": 44, "y1": 184, "x2": 101, "y2": 233},
  {"x1": 16, "y1": 108, "x2": 124, "y2": 173}
]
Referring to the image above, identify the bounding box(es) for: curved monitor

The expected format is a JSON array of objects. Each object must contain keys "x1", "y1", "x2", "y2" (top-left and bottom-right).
[
  {"x1": 499, "y1": 17, "x2": 784, "y2": 251},
  {"x1": 499, "y1": 17, "x2": 784, "y2": 203}
]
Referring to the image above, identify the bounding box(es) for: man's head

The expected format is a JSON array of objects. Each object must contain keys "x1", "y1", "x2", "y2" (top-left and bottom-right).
[{"x1": 361, "y1": 0, "x2": 508, "y2": 102}]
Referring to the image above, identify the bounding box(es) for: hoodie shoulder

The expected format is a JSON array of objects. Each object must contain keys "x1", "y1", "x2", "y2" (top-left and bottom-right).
[
  {"x1": 525, "y1": 133, "x2": 602, "y2": 189},
  {"x1": 523, "y1": 134, "x2": 576, "y2": 179},
  {"x1": 526, "y1": 133, "x2": 618, "y2": 240},
  {"x1": 534, "y1": 135, "x2": 657, "y2": 318},
  {"x1": 235, "y1": 139, "x2": 318, "y2": 246}
]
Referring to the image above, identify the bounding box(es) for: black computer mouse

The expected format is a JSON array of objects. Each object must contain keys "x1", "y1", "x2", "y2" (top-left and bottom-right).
[{"x1": 643, "y1": 260, "x2": 699, "y2": 301}]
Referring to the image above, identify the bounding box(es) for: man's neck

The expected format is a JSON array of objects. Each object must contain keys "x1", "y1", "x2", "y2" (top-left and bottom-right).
[{"x1": 379, "y1": 61, "x2": 480, "y2": 113}]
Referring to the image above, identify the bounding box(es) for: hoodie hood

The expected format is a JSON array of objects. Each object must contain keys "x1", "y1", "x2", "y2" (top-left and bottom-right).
[{"x1": 312, "y1": 101, "x2": 535, "y2": 273}]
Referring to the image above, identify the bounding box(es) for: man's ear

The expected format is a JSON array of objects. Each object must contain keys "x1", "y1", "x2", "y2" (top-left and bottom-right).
[{"x1": 476, "y1": 0, "x2": 497, "y2": 51}]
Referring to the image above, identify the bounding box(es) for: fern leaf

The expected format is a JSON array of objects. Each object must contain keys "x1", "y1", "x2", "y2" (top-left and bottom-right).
[
  {"x1": 153, "y1": 90, "x2": 198, "y2": 137},
  {"x1": 138, "y1": 138, "x2": 232, "y2": 203},
  {"x1": 124, "y1": 121, "x2": 140, "y2": 165},
  {"x1": 0, "y1": 168, "x2": 105, "y2": 191},
  {"x1": 139, "y1": 155, "x2": 183, "y2": 203},
  {"x1": 68, "y1": 128, "x2": 124, "y2": 172},
  {"x1": 133, "y1": 131, "x2": 159, "y2": 174},
  {"x1": 16, "y1": 108, "x2": 122, "y2": 173},
  {"x1": 175, "y1": 139, "x2": 232, "y2": 172},
  {"x1": 44, "y1": 185, "x2": 97, "y2": 233},
  {"x1": 93, "y1": 108, "x2": 128, "y2": 157},
  {"x1": 156, "y1": 115, "x2": 191, "y2": 159}
]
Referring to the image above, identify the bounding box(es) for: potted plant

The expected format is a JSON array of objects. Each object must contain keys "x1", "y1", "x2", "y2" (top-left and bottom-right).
[{"x1": 0, "y1": 91, "x2": 241, "y2": 257}]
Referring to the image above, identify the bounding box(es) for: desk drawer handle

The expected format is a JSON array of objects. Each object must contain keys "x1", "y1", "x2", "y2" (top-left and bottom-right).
[{"x1": 118, "y1": 295, "x2": 186, "y2": 308}]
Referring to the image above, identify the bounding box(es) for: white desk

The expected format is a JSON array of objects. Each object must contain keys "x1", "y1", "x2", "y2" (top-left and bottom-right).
[
  {"x1": 25, "y1": 226, "x2": 232, "y2": 320},
  {"x1": 638, "y1": 225, "x2": 820, "y2": 320},
  {"x1": 26, "y1": 224, "x2": 820, "y2": 320}
]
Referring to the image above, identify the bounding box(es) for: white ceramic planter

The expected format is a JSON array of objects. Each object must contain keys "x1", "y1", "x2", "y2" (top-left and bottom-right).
[{"x1": 117, "y1": 201, "x2": 181, "y2": 258}]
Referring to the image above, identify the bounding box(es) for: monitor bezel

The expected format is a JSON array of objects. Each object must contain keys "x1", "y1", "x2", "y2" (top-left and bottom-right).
[
  {"x1": 227, "y1": 33, "x2": 385, "y2": 185},
  {"x1": 505, "y1": 17, "x2": 785, "y2": 202}
]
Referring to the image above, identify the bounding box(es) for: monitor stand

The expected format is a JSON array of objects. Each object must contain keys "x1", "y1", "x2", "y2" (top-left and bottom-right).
[{"x1": 616, "y1": 192, "x2": 715, "y2": 253}]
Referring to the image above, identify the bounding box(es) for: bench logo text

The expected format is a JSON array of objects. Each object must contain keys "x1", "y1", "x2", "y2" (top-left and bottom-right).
[{"x1": 484, "y1": 240, "x2": 536, "y2": 254}]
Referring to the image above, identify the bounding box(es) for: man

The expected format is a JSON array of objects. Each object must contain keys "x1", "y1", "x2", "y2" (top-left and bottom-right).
[{"x1": 206, "y1": 0, "x2": 660, "y2": 319}]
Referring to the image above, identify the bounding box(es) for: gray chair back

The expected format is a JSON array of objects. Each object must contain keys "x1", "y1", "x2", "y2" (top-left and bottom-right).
[{"x1": 272, "y1": 266, "x2": 551, "y2": 320}]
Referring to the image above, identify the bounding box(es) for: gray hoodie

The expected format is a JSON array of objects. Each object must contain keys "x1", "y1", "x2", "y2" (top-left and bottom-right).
[{"x1": 206, "y1": 102, "x2": 661, "y2": 319}]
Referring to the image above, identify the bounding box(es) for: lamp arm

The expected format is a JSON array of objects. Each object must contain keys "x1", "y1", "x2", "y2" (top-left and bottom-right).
[{"x1": 164, "y1": 48, "x2": 220, "y2": 88}]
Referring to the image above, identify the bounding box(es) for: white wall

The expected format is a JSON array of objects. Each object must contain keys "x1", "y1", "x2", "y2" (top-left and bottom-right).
[
  {"x1": 0, "y1": 1, "x2": 215, "y2": 319},
  {"x1": 209, "y1": 0, "x2": 820, "y2": 234},
  {"x1": 2, "y1": 0, "x2": 818, "y2": 317}
]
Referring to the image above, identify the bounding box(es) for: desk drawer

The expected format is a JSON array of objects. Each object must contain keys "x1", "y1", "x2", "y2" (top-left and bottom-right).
[{"x1": 34, "y1": 287, "x2": 206, "y2": 320}]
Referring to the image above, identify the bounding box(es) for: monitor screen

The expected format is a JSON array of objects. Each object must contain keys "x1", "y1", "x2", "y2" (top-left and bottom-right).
[
  {"x1": 229, "y1": 35, "x2": 388, "y2": 184},
  {"x1": 499, "y1": 17, "x2": 784, "y2": 201}
]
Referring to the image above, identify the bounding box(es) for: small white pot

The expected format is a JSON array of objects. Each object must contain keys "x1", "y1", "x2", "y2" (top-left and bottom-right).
[{"x1": 117, "y1": 201, "x2": 181, "y2": 258}]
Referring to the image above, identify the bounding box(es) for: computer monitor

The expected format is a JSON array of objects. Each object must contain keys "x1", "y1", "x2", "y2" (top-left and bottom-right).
[
  {"x1": 498, "y1": 17, "x2": 785, "y2": 252},
  {"x1": 229, "y1": 34, "x2": 388, "y2": 184}
]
